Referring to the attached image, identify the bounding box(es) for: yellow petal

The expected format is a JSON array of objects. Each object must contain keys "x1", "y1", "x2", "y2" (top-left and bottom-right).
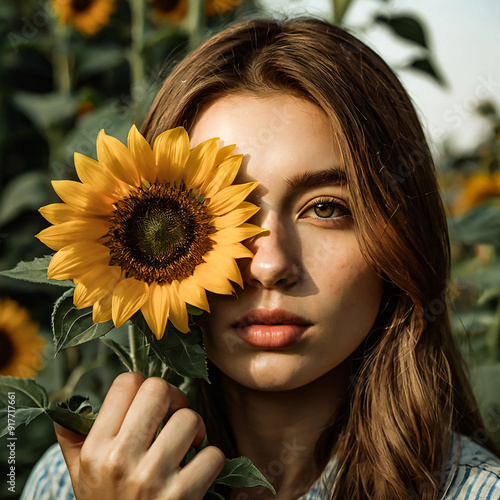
[
  {"x1": 39, "y1": 203, "x2": 89, "y2": 224},
  {"x1": 128, "y1": 124, "x2": 156, "y2": 184},
  {"x1": 183, "y1": 138, "x2": 219, "y2": 191},
  {"x1": 211, "y1": 223, "x2": 269, "y2": 246},
  {"x1": 93, "y1": 294, "x2": 113, "y2": 323},
  {"x1": 96, "y1": 129, "x2": 140, "y2": 186},
  {"x1": 141, "y1": 282, "x2": 170, "y2": 340},
  {"x1": 191, "y1": 261, "x2": 235, "y2": 295},
  {"x1": 112, "y1": 278, "x2": 149, "y2": 328},
  {"x1": 167, "y1": 281, "x2": 189, "y2": 333},
  {"x1": 178, "y1": 277, "x2": 210, "y2": 312},
  {"x1": 210, "y1": 202, "x2": 260, "y2": 229},
  {"x1": 213, "y1": 243, "x2": 254, "y2": 260},
  {"x1": 204, "y1": 250, "x2": 244, "y2": 288},
  {"x1": 154, "y1": 127, "x2": 190, "y2": 185},
  {"x1": 206, "y1": 182, "x2": 258, "y2": 216},
  {"x1": 52, "y1": 180, "x2": 114, "y2": 216},
  {"x1": 48, "y1": 242, "x2": 111, "y2": 281},
  {"x1": 74, "y1": 152, "x2": 130, "y2": 199},
  {"x1": 203, "y1": 154, "x2": 243, "y2": 199},
  {"x1": 36, "y1": 219, "x2": 110, "y2": 251},
  {"x1": 214, "y1": 144, "x2": 236, "y2": 165},
  {"x1": 74, "y1": 265, "x2": 121, "y2": 309}
]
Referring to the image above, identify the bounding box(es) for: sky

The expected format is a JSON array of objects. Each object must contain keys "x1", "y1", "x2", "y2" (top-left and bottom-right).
[{"x1": 261, "y1": 0, "x2": 500, "y2": 154}]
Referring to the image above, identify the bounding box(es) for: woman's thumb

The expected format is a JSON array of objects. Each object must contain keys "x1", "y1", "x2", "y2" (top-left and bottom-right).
[{"x1": 54, "y1": 422, "x2": 86, "y2": 486}]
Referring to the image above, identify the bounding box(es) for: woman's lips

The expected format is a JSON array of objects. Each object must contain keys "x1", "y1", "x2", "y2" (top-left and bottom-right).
[{"x1": 232, "y1": 309, "x2": 312, "y2": 348}]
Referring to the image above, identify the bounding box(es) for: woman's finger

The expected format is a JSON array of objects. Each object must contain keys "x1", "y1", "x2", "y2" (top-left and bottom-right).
[
  {"x1": 54, "y1": 422, "x2": 87, "y2": 489},
  {"x1": 89, "y1": 371, "x2": 146, "y2": 439},
  {"x1": 145, "y1": 408, "x2": 206, "y2": 471},
  {"x1": 117, "y1": 377, "x2": 190, "y2": 449},
  {"x1": 175, "y1": 446, "x2": 226, "y2": 499}
]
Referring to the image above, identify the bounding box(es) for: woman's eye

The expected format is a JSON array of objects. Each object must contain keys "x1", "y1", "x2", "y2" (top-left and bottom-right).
[
  {"x1": 314, "y1": 203, "x2": 336, "y2": 218},
  {"x1": 302, "y1": 201, "x2": 350, "y2": 220}
]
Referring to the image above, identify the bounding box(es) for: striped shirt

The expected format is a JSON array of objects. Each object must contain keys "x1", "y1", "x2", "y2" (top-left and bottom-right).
[{"x1": 22, "y1": 433, "x2": 500, "y2": 499}]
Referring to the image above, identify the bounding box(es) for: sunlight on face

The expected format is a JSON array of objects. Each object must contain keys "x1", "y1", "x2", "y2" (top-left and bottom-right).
[{"x1": 190, "y1": 94, "x2": 383, "y2": 391}]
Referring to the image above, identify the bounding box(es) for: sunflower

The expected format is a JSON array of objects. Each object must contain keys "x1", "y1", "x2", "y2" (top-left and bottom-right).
[
  {"x1": 51, "y1": 0, "x2": 116, "y2": 36},
  {"x1": 150, "y1": 0, "x2": 242, "y2": 24},
  {"x1": 453, "y1": 172, "x2": 500, "y2": 214},
  {"x1": 37, "y1": 125, "x2": 266, "y2": 339},
  {"x1": 0, "y1": 298, "x2": 46, "y2": 378}
]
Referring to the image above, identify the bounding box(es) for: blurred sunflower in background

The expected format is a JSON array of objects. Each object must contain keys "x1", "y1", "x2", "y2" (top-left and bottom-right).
[
  {"x1": 150, "y1": 0, "x2": 242, "y2": 24},
  {"x1": 0, "y1": 298, "x2": 46, "y2": 378},
  {"x1": 36, "y1": 125, "x2": 266, "y2": 339},
  {"x1": 51, "y1": 0, "x2": 116, "y2": 36},
  {"x1": 453, "y1": 172, "x2": 500, "y2": 214}
]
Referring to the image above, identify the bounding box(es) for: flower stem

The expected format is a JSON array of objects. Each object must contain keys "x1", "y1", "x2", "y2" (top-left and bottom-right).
[
  {"x1": 52, "y1": 19, "x2": 71, "y2": 95},
  {"x1": 187, "y1": 0, "x2": 206, "y2": 51},
  {"x1": 161, "y1": 365, "x2": 170, "y2": 379},
  {"x1": 49, "y1": 357, "x2": 103, "y2": 403},
  {"x1": 129, "y1": 0, "x2": 146, "y2": 107},
  {"x1": 128, "y1": 323, "x2": 139, "y2": 372}
]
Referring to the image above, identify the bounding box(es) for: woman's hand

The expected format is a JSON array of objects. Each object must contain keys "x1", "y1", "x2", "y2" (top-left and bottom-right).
[{"x1": 55, "y1": 372, "x2": 225, "y2": 500}]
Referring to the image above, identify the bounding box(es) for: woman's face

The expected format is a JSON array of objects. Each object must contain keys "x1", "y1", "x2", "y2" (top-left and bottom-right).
[{"x1": 190, "y1": 94, "x2": 383, "y2": 391}]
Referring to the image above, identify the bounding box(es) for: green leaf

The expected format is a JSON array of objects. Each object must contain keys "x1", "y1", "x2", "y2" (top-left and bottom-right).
[
  {"x1": 375, "y1": 14, "x2": 428, "y2": 48},
  {"x1": 77, "y1": 46, "x2": 126, "y2": 76},
  {"x1": 0, "y1": 377, "x2": 49, "y2": 438},
  {"x1": 448, "y1": 205, "x2": 500, "y2": 246},
  {"x1": 0, "y1": 171, "x2": 48, "y2": 226},
  {"x1": 131, "y1": 314, "x2": 208, "y2": 381},
  {"x1": 13, "y1": 92, "x2": 79, "y2": 130},
  {"x1": 46, "y1": 399, "x2": 95, "y2": 436},
  {"x1": 186, "y1": 303, "x2": 204, "y2": 316},
  {"x1": 406, "y1": 57, "x2": 446, "y2": 86},
  {"x1": 52, "y1": 289, "x2": 115, "y2": 354},
  {"x1": 214, "y1": 456, "x2": 276, "y2": 494},
  {"x1": 333, "y1": 0, "x2": 354, "y2": 25},
  {"x1": 100, "y1": 338, "x2": 134, "y2": 371},
  {"x1": 0, "y1": 255, "x2": 74, "y2": 287},
  {"x1": 56, "y1": 101, "x2": 135, "y2": 163}
]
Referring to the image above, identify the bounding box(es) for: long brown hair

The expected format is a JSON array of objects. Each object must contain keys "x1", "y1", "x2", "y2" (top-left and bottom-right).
[{"x1": 141, "y1": 17, "x2": 499, "y2": 499}]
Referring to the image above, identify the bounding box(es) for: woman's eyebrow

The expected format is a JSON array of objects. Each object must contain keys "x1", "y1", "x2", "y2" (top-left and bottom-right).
[{"x1": 284, "y1": 167, "x2": 347, "y2": 194}]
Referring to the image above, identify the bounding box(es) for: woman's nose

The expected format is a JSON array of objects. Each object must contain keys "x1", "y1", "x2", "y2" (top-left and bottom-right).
[{"x1": 241, "y1": 217, "x2": 301, "y2": 290}]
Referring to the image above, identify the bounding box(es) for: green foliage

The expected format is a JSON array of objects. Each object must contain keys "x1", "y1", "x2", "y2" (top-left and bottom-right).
[
  {"x1": 0, "y1": 0, "x2": 492, "y2": 496},
  {"x1": 0, "y1": 256, "x2": 74, "y2": 287},
  {"x1": 448, "y1": 205, "x2": 500, "y2": 246},
  {"x1": 51, "y1": 289, "x2": 115, "y2": 354},
  {"x1": 445, "y1": 103, "x2": 500, "y2": 445},
  {"x1": 375, "y1": 14, "x2": 428, "y2": 48},
  {"x1": 214, "y1": 457, "x2": 277, "y2": 493},
  {"x1": 0, "y1": 378, "x2": 48, "y2": 437},
  {"x1": 131, "y1": 313, "x2": 209, "y2": 381}
]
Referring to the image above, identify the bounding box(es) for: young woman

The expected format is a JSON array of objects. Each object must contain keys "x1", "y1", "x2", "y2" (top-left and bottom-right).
[{"x1": 23, "y1": 17, "x2": 500, "y2": 500}]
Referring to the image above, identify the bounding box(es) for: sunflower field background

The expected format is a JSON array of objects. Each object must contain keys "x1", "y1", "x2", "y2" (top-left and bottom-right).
[{"x1": 0, "y1": 0, "x2": 499, "y2": 497}]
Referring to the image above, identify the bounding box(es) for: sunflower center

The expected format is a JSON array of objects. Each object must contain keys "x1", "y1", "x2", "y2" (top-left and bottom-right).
[
  {"x1": 71, "y1": 0, "x2": 93, "y2": 12},
  {"x1": 107, "y1": 184, "x2": 213, "y2": 284},
  {"x1": 154, "y1": 0, "x2": 182, "y2": 13},
  {"x1": 137, "y1": 209, "x2": 185, "y2": 256},
  {"x1": 0, "y1": 330, "x2": 14, "y2": 369}
]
